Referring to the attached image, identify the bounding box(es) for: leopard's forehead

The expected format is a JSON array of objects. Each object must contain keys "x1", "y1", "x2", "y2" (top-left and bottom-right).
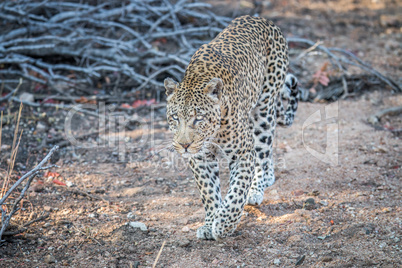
[{"x1": 167, "y1": 94, "x2": 206, "y2": 118}]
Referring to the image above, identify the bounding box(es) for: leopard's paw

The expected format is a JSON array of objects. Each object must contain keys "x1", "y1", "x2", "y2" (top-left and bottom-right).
[
  {"x1": 247, "y1": 190, "x2": 264, "y2": 206},
  {"x1": 211, "y1": 209, "x2": 239, "y2": 240},
  {"x1": 196, "y1": 225, "x2": 215, "y2": 240}
]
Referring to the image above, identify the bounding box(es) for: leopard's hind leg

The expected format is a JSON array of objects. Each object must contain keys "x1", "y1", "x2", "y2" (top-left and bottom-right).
[{"x1": 247, "y1": 36, "x2": 288, "y2": 205}]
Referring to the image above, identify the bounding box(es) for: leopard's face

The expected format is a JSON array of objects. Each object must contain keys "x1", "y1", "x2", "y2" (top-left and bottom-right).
[{"x1": 165, "y1": 77, "x2": 222, "y2": 157}]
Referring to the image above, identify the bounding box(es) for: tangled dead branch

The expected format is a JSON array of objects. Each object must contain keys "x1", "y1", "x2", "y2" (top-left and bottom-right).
[
  {"x1": 0, "y1": 145, "x2": 59, "y2": 243},
  {"x1": 287, "y1": 37, "x2": 401, "y2": 100},
  {"x1": 0, "y1": 0, "x2": 399, "y2": 104},
  {"x1": 0, "y1": 0, "x2": 229, "y2": 98}
]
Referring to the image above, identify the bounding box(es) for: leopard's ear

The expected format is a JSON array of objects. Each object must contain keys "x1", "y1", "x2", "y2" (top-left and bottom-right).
[
  {"x1": 204, "y1": 78, "x2": 223, "y2": 101},
  {"x1": 164, "y1": 78, "x2": 178, "y2": 96}
]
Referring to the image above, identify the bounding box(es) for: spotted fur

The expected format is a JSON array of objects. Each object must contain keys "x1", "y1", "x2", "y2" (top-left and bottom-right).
[
  {"x1": 276, "y1": 73, "x2": 300, "y2": 127},
  {"x1": 164, "y1": 16, "x2": 299, "y2": 240}
]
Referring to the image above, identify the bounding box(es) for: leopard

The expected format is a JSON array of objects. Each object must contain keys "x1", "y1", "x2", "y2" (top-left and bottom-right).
[{"x1": 164, "y1": 15, "x2": 300, "y2": 240}]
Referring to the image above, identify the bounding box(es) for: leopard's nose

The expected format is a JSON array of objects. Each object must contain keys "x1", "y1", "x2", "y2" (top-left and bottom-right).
[{"x1": 179, "y1": 143, "x2": 192, "y2": 150}]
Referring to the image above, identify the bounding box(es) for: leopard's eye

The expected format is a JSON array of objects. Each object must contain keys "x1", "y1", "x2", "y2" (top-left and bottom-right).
[
  {"x1": 194, "y1": 115, "x2": 204, "y2": 124},
  {"x1": 171, "y1": 114, "x2": 179, "y2": 121}
]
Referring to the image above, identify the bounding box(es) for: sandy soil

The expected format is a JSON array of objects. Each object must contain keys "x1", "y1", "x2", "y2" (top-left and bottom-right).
[{"x1": 0, "y1": 0, "x2": 401, "y2": 267}]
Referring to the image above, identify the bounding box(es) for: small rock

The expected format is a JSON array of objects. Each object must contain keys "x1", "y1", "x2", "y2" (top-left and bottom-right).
[
  {"x1": 273, "y1": 258, "x2": 281, "y2": 265},
  {"x1": 19, "y1": 92, "x2": 34, "y2": 103},
  {"x1": 380, "y1": 15, "x2": 400, "y2": 27},
  {"x1": 307, "y1": 190, "x2": 320, "y2": 196},
  {"x1": 1, "y1": 144, "x2": 11, "y2": 150},
  {"x1": 128, "y1": 222, "x2": 147, "y2": 231},
  {"x1": 303, "y1": 198, "x2": 315, "y2": 210},
  {"x1": 269, "y1": 189, "x2": 278, "y2": 195},
  {"x1": 47, "y1": 230, "x2": 56, "y2": 235},
  {"x1": 43, "y1": 206, "x2": 52, "y2": 212},
  {"x1": 319, "y1": 200, "x2": 328, "y2": 206},
  {"x1": 393, "y1": 237, "x2": 400, "y2": 243},
  {"x1": 122, "y1": 187, "x2": 144, "y2": 197},
  {"x1": 32, "y1": 184, "x2": 44, "y2": 193},
  {"x1": 66, "y1": 181, "x2": 74, "y2": 187},
  {"x1": 355, "y1": 192, "x2": 366, "y2": 197},
  {"x1": 44, "y1": 255, "x2": 56, "y2": 264},
  {"x1": 181, "y1": 226, "x2": 190, "y2": 233},
  {"x1": 321, "y1": 256, "x2": 333, "y2": 262},
  {"x1": 178, "y1": 239, "x2": 191, "y2": 247},
  {"x1": 36, "y1": 122, "x2": 47, "y2": 133},
  {"x1": 382, "y1": 207, "x2": 392, "y2": 213},
  {"x1": 127, "y1": 212, "x2": 135, "y2": 219},
  {"x1": 292, "y1": 189, "x2": 304, "y2": 196}
]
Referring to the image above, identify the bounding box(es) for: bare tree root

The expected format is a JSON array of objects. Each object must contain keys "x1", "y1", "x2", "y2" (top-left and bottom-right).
[{"x1": 0, "y1": 145, "x2": 59, "y2": 243}]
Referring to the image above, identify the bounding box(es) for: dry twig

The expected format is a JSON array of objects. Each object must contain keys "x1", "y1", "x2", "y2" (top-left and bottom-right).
[
  {"x1": 367, "y1": 106, "x2": 402, "y2": 127},
  {"x1": 0, "y1": 145, "x2": 59, "y2": 243}
]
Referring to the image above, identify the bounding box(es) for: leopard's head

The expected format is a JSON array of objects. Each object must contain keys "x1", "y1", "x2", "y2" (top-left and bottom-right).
[{"x1": 164, "y1": 77, "x2": 222, "y2": 157}]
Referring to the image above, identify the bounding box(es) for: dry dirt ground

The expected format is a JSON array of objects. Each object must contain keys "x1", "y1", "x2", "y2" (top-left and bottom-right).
[{"x1": 0, "y1": 0, "x2": 401, "y2": 267}]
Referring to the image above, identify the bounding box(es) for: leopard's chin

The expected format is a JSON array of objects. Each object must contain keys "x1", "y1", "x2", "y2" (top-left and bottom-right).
[{"x1": 181, "y1": 152, "x2": 193, "y2": 158}]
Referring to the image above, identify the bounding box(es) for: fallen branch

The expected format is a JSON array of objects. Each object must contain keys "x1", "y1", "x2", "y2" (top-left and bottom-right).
[
  {"x1": 0, "y1": 145, "x2": 59, "y2": 243},
  {"x1": 2, "y1": 212, "x2": 50, "y2": 236},
  {"x1": 69, "y1": 189, "x2": 108, "y2": 203},
  {"x1": 0, "y1": 78, "x2": 22, "y2": 102},
  {"x1": 287, "y1": 37, "x2": 401, "y2": 99},
  {"x1": 367, "y1": 106, "x2": 402, "y2": 126}
]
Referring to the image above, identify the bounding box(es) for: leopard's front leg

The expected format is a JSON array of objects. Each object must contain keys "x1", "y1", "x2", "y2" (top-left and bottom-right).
[
  {"x1": 211, "y1": 150, "x2": 255, "y2": 240},
  {"x1": 189, "y1": 155, "x2": 222, "y2": 240}
]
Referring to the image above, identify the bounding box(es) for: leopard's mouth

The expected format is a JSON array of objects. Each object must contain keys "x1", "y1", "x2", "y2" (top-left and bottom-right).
[{"x1": 173, "y1": 140, "x2": 204, "y2": 156}]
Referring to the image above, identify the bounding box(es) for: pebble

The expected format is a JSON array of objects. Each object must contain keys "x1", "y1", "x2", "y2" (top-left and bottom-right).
[
  {"x1": 32, "y1": 184, "x2": 44, "y2": 192},
  {"x1": 44, "y1": 255, "x2": 56, "y2": 264},
  {"x1": 382, "y1": 207, "x2": 392, "y2": 213},
  {"x1": 321, "y1": 256, "x2": 333, "y2": 262},
  {"x1": 292, "y1": 189, "x2": 304, "y2": 196},
  {"x1": 307, "y1": 190, "x2": 320, "y2": 196},
  {"x1": 88, "y1": 213, "x2": 97, "y2": 218},
  {"x1": 178, "y1": 239, "x2": 191, "y2": 247},
  {"x1": 303, "y1": 198, "x2": 315, "y2": 210},
  {"x1": 66, "y1": 181, "x2": 74, "y2": 187},
  {"x1": 43, "y1": 206, "x2": 52, "y2": 212},
  {"x1": 181, "y1": 226, "x2": 190, "y2": 233},
  {"x1": 36, "y1": 122, "x2": 47, "y2": 133},
  {"x1": 128, "y1": 221, "x2": 147, "y2": 231},
  {"x1": 379, "y1": 242, "x2": 387, "y2": 248},
  {"x1": 319, "y1": 200, "x2": 328, "y2": 206},
  {"x1": 1, "y1": 144, "x2": 11, "y2": 150},
  {"x1": 273, "y1": 258, "x2": 281, "y2": 265},
  {"x1": 127, "y1": 212, "x2": 135, "y2": 219}
]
